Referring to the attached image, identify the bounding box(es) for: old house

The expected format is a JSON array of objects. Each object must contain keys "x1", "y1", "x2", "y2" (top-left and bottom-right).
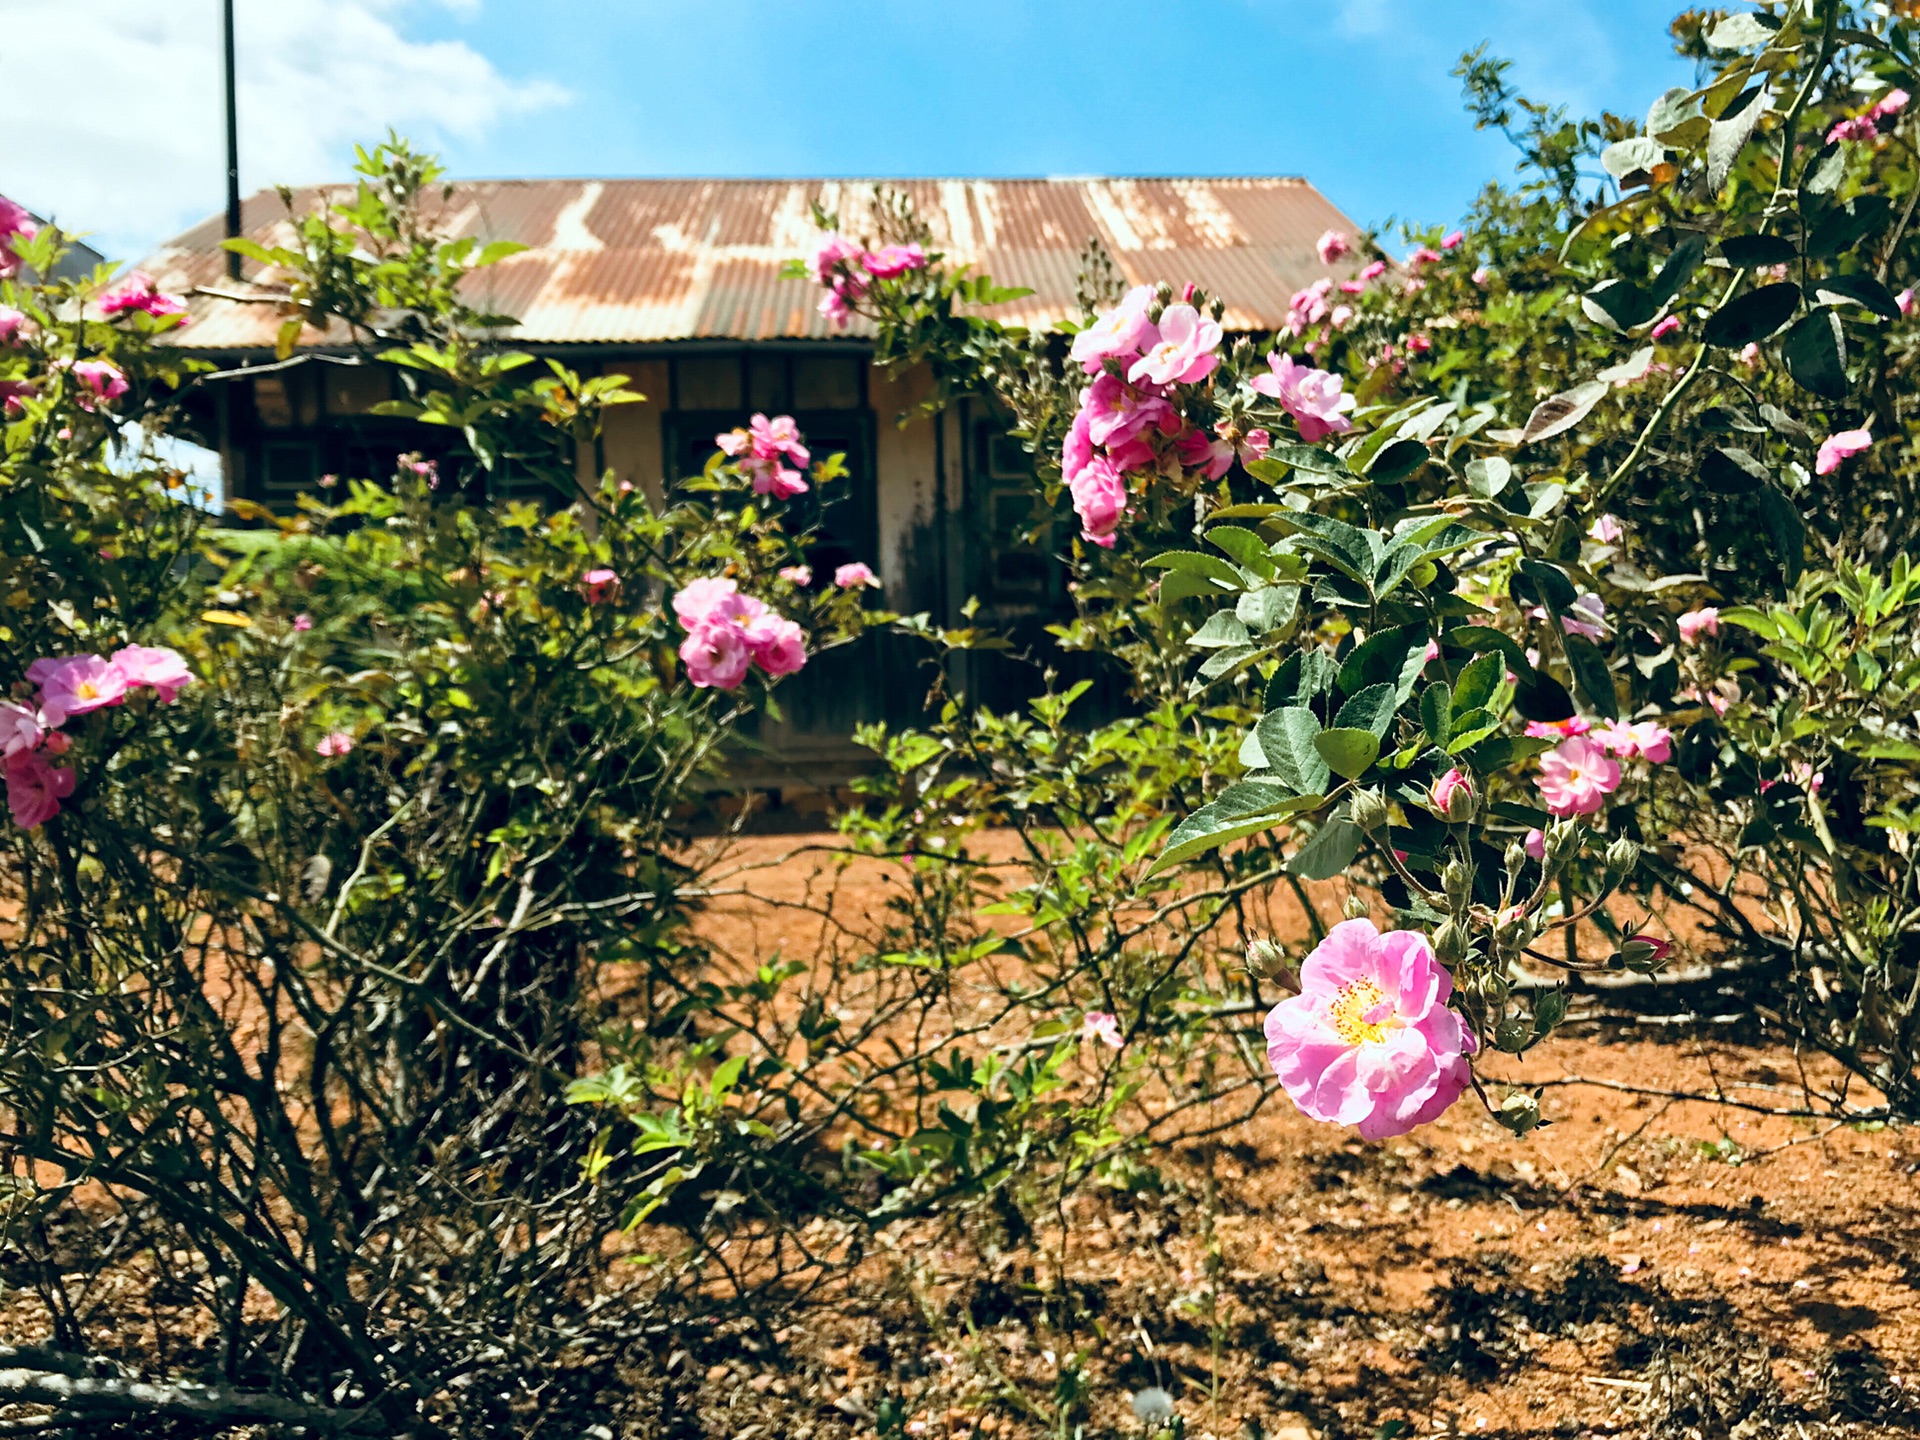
[{"x1": 146, "y1": 178, "x2": 1357, "y2": 783}]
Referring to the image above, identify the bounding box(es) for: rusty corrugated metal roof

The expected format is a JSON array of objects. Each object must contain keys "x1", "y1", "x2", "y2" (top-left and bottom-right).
[{"x1": 142, "y1": 177, "x2": 1361, "y2": 350}]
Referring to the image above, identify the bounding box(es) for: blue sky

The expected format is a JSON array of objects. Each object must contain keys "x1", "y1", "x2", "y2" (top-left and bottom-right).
[
  {"x1": 9, "y1": 0, "x2": 1702, "y2": 263},
  {"x1": 397, "y1": 0, "x2": 1699, "y2": 234}
]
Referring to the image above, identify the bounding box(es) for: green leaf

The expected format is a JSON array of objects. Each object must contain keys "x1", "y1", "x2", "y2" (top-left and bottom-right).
[
  {"x1": 1287, "y1": 815, "x2": 1362, "y2": 881},
  {"x1": 1206, "y1": 525, "x2": 1278, "y2": 576},
  {"x1": 1720, "y1": 234, "x2": 1797, "y2": 268},
  {"x1": 1464, "y1": 735, "x2": 1555, "y2": 774},
  {"x1": 1420, "y1": 684, "x2": 1452, "y2": 747},
  {"x1": 1265, "y1": 650, "x2": 1337, "y2": 711},
  {"x1": 1338, "y1": 625, "x2": 1423, "y2": 698},
  {"x1": 1146, "y1": 549, "x2": 1245, "y2": 587},
  {"x1": 1781, "y1": 307, "x2": 1848, "y2": 399},
  {"x1": 1562, "y1": 634, "x2": 1619, "y2": 718},
  {"x1": 1150, "y1": 784, "x2": 1322, "y2": 876},
  {"x1": 1512, "y1": 666, "x2": 1578, "y2": 723},
  {"x1": 1453, "y1": 651, "x2": 1503, "y2": 715},
  {"x1": 1812, "y1": 273, "x2": 1901, "y2": 320},
  {"x1": 1197, "y1": 645, "x2": 1260, "y2": 681},
  {"x1": 1756, "y1": 482, "x2": 1807, "y2": 584},
  {"x1": 1601, "y1": 136, "x2": 1667, "y2": 183},
  {"x1": 1707, "y1": 13, "x2": 1775, "y2": 48},
  {"x1": 1189, "y1": 612, "x2": 1252, "y2": 649},
  {"x1": 1703, "y1": 282, "x2": 1799, "y2": 347},
  {"x1": 1274, "y1": 511, "x2": 1380, "y2": 585},
  {"x1": 1444, "y1": 710, "x2": 1502, "y2": 754},
  {"x1": 1806, "y1": 195, "x2": 1894, "y2": 260},
  {"x1": 1315, "y1": 728, "x2": 1382, "y2": 780},
  {"x1": 1367, "y1": 438, "x2": 1430, "y2": 480},
  {"x1": 1514, "y1": 558, "x2": 1578, "y2": 614},
  {"x1": 476, "y1": 239, "x2": 530, "y2": 267},
  {"x1": 1583, "y1": 277, "x2": 1654, "y2": 332},
  {"x1": 1647, "y1": 231, "x2": 1708, "y2": 308},
  {"x1": 1519, "y1": 381, "x2": 1609, "y2": 445},
  {"x1": 1236, "y1": 585, "x2": 1300, "y2": 635},
  {"x1": 1464, "y1": 456, "x2": 1512, "y2": 498},
  {"x1": 1249, "y1": 444, "x2": 1349, "y2": 482},
  {"x1": 1707, "y1": 84, "x2": 1768, "y2": 192},
  {"x1": 1258, "y1": 707, "x2": 1332, "y2": 796},
  {"x1": 1334, "y1": 683, "x2": 1398, "y2": 737},
  {"x1": 1701, "y1": 446, "x2": 1770, "y2": 494},
  {"x1": 1449, "y1": 625, "x2": 1531, "y2": 674}
]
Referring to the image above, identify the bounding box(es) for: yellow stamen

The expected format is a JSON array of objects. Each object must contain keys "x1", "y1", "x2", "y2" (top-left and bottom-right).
[{"x1": 1327, "y1": 977, "x2": 1397, "y2": 1045}]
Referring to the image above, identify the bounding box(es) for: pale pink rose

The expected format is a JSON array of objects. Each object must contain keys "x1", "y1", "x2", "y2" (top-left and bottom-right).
[
  {"x1": 0, "y1": 701, "x2": 44, "y2": 758},
  {"x1": 97, "y1": 270, "x2": 189, "y2": 323},
  {"x1": 807, "y1": 233, "x2": 863, "y2": 287},
  {"x1": 1330, "y1": 304, "x2": 1355, "y2": 330},
  {"x1": 862, "y1": 243, "x2": 926, "y2": 279},
  {"x1": 1316, "y1": 230, "x2": 1351, "y2": 265},
  {"x1": 1239, "y1": 426, "x2": 1273, "y2": 461},
  {"x1": 30, "y1": 654, "x2": 127, "y2": 726},
  {"x1": 1422, "y1": 639, "x2": 1441, "y2": 663},
  {"x1": 1873, "y1": 88, "x2": 1911, "y2": 121},
  {"x1": 1128, "y1": 303, "x2": 1223, "y2": 386},
  {"x1": 1286, "y1": 283, "x2": 1330, "y2": 335},
  {"x1": 742, "y1": 613, "x2": 808, "y2": 677},
  {"x1": 673, "y1": 577, "x2": 754, "y2": 632},
  {"x1": 817, "y1": 288, "x2": 853, "y2": 329},
  {"x1": 1650, "y1": 315, "x2": 1682, "y2": 341},
  {"x1": 1080, "y1": 372, "x2": 1177, "y2": 448},
  {"x1": 1524, "y1": 828, "x2": 1546, "y2": 862},
  {"x1": 743, "y1": 455, "x2": 809, "y2": 499},
  {"x1": 1264, "y1": 919, "x2": 1475, "y2": 1141},
  {"x1": 1407, "y1": 333, "x2": 1432, "y2": 354},
  {"x1": 1441, "y1": 230, "x2": 1465, "y2": 250},
  {"x1": 109, "y1": 644, "x2": 194, "y2": 701},
  {"x1": 1588, "y1": 514, "x2": 1625, "y2": 544},
  {"x1": 1829, "y1": 116, "x2": 1879, "y2": 144},
  {"x1": 6, "y1": 748, "x2": 73, "y2": 829},
  {"x1": 293, "y1": 613, "x2": 313, "y2": 632},
  {"x1": 0, "y1": 305, "x2": 25, "y2": 344},
  {"x1": 1338, "y1": 279, "x2": 1367, "y2": 295},
  {"x1": 1403, "y1": 277, "x2": 1428, "y2": 297},
  {"x1": 1677, "y1": 607, "x2": 1719, "y2": 644},
  {"x1": 0, "y1": 378, "x2": 34, "y2": 415},
  {"x1": 715, "y1": 427, "x2": 752, "y2": 457},
  {"x1": 0, "y1": 195, "x2": 38, "y2": 277},
  {"x1": 1429, "y1": 767, "x2": 1472, "y2": 818},
  {"x1": 1408, "y1": 247, "x2": 1443, "y2": 267},
  {"x1": 778, "y1": 565, "x2": 812, "y2": 586},
  {"x1": 1525, "y1": 716, "x2": 1592, "y2": 740},
  {"x1": 1251, "y1": 353, "x2": 1356, "y2": 443},
  {"x1": 1068, "y1": 456, "x2": 1129, "y2": 548},
  {"x1": 1816, "y1": 427, "x2": 1873, "y2": 475},
  {"x1": 581, "y1": 568, "x2": 620, "y2": 603},
  {"x1": 1534, "y1": 736, "x2": 1621, "y2": 818},
  {"x1": 1358, "y1": 260, "x2": 1387, "y2": 283},
  {"x1": 1472, "y1": 267, "x2": 1491, "y2": 287},
  {"x1": 679, "y1": 623, "x2": 753, "y2": 690},
  {"x1": 1900, "y1": 289, "x2": 1916, "y2": 318},
  {"x1": 1082, "y1": 1010, "x2": 1125, "y2": 1049},
  {"x1": 61, "y1": 359, "x2": 128, "y2": 410},
  {"x1": 834, "y1": 562, "x2": 880, "y2": 590},
  {"x1": 1175, "y1": 427, "x2": 1234, "y2": 480},
  {"x1": 1684, "y1": 683, "x2": 1732, "y2": 717},
  {"x1": 1534, "y1": 593, "x2": 1606, "y2": 641},
  {"x1": 1061, "y1": 408, "x2": 1095, "y2": 483},
  {"x1": 1070, "y1": 285, "x2": 1158, "y2": 374},
  {"x1": 1597, "y1": 719, "x2": 1674, "y2": 763},
  {"x1": 1790, "y1": 760, "x2": 1825, "y2": 794},
  {"x1": 314, "y1": 731, "x2": 355, "y2": 757},
  {"x1": 749, "y1": 413, "x2": 811, "y2": 468}
]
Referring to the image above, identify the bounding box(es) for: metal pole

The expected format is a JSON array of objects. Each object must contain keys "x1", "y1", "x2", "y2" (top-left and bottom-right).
[{"x1": 223, "y1": 0, "x2": 242, "y2": 280}]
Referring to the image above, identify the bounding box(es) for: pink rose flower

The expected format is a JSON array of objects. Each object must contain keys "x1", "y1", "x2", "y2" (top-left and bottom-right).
[
  {"x1": 1472, "y1": 267, "x2": 1491, "y2": 287},
  {"x1": 1525, "y1": 716, "x2": 1592, "y2": 740},
  {"x1": 1873, "y1": 88, "x2": 1911, "y2": 121},
  {"x1": 862, "y1": 243, "x2": 926, "y2": 279},
  {"x1": 743, "y1": 455, "x2": 809, "y2": 499},
  {"x1": 1251, "y1": 353, "x2": 1356, "y2": 443},
  {"x1": 6, "y1": 748, "x2": 74, "y2": 829},
  {"x1": 97, "y1": 270, "x2": 189, "y2": 323},
  {"x1": 1338, "y1": 279, "x2": 1367, "y2": 295},
  {"x1": 0, "y1": 379, "x2": 32, "y2": 416},
  {"x1": 1422, "y1": 639, "x2": 1441, "y2": 663},
  {"x1": 1082, "y1": 1011, "x2": 1125, "y2": 1049},
  {"x1": 1534, "y1": 735, "x2": 1621, "y2": 818},
  {"x1": 1175, "y1": 426, "x2": 1234, "y2": 481},
  {"x1": 1408, "y1": 247, "x2": 1443, "y2": 267},
  {"x1": 1239, "y1": 426, "x2": 1273, "y2": 461},
  {"x1": 1407, "y1": 333, "x2": 1432, "y2": 354},
  {"x1": 778, "y1": 565, "x2": 812, "y2": 586},
  {"x1": 1597, "y1": 719, "x2": 1673, "y2": 764},
  {"x1": 1070, "y1": 285, "x2": 1158, "y2": 374},
  {"x1": 1650, "y1": 315, "x2": 1682, "y2": 341},
  {"x1": 61, "y1": 359, "x2": 128, "y2": 410},
  {"x1": 673, "y1": 577, "x2": 754, "y2": 632},
  {"x1": 29, "y1": 654, "x2": 128, "y2": 726},
  {"x1": 1429, "y1": 767, "x2": 1472, "y2": 819},
  {"x1": 0, "y1": 305, "x2": 25, "y2": 344},
  {"x1": 0, "y1": 700, "x2": 45, "y2": 758},
  {"x1": 1128, "y1": 303, "x2": 1223, "y2": 386},
  {"x1": 1264, "y1": 919, "x2": 1475, "y2": 1141},
  {"x1": 1330, "y1": 304, "x2": 1355, "y2": 331},
  {"x1": 742, "y1": 612, "x2": 808, "y2": 677},
  {"x1": 1316, "y1": 230, "x2": 1351, "y2": 265},
  {"x1": 293, "y1": 613, "x2": 313, "y2": 632},
  {"x1": 1441, "y1": 230, "x2": 1465, "y2": 250},
  {"x1": 1828, "y1": 116, "x2": 1879, "y2": 145},
  {"x1": 1080, "y1": 372, "x2": 1177, "y2": 448},
  {"x1": 1588, "y1": 514, "x2": 1625, "y2": 544},
  {"x1": 817, "y1": 288, "x2": 853, "y2": 329},
  {"x1": 1358, "y1": 260, "x2": 1387, "y2": 282},
  {"x1": 1677, "y1": 607, "x2": 1719, "y2": 644},
  {"x1": 1061, "y1": 408, "x2": 1096, "y2": 483},
  {"x1": 315, "y1": 731, "x2": 355, "y2": 757},
  {"x1": 1068, "y1": 456, "x2": 1129, "y2": 548},
  {"x1": 679, "y1": 622, "x2": 753, "y2": 690},
  {"x1": 1524, "y1": 827, "x2": 1546, "y2": 861},
  {"x1": 749, "y1": 413, "x2": 811, "y2": 468},
  {"x1": 807, "y1": 233, "x2": 863, "y2": 287},
  {"x1": 1816, "y1": 427, "x2": 1873, "y2": 475},
  {"x1": 715, "y1": 427, "x2": 751, "y2": 457},
  {"x1": 110, "y1": 644, "x2": 194, "y2": 701},
  {"x1": 834, "y1": 562, "x2": 879, "y2": 590},
  {"x1": 581, "y1": 568, "x2": 620, "y2": 603},
  {"x1": 0, "y1": 195, "x2": 38, "y2": 277}
]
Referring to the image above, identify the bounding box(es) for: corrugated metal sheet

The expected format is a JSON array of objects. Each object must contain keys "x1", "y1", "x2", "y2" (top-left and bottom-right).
[{"x1": 142, "y1": 176, "x2": 1360, "y2": 350}]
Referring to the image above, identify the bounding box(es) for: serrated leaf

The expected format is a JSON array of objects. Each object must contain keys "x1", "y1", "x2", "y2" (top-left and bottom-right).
[
  {"x1": 1420, "y1": 684, "x2": 1452, "y2": 747},
  {"x1": 1584, "y1": 278, "x2": 1655, "y2": 332},
  {"x1": 1146, "y1": 549, "x2": 1245, "y2": 587},
  {"x1": 1189, "y1": 612, "x2": 1252, "y2": 649},
  {"x1": 1198, "y1": 644, "x2": 1260, "y2": 680},
  {"x1": 1334, "y1": 683, "x2": 1398, "y2": 738},
  {"x1": 1287, "y1": 815, "x2": 1361, "y2": 881},
  {"x1": 1646, "y1": 86, "x2": 1697, "y2": 137},
  {"x1": 1707, "y1": 13, "x2": 1776, "y2": 48},
  {"x1": 1453, "y1": 651, "x2": 1503, "y2": 716},
  {"x1": 1708, "y1": 84, "x2": 1768, "y2": 191},
  {"x1": 1720, "y1": 233, "x2": 1797, "y2": 268},
  {"x1": 1464, "y1": 456, "x2": 1512, "y2": 498},
  {"x1": 1206, "y1": 525, "x2": 1278, "y2": 577},
  {"x1": 1703, "y1": 282, "x2": 1800, "y2": 347},
  {"x1": 1236, "y1": 585, "x2": 1300, "y2": 634},
  {"x1": 1367, "y1": 437, "x2": 1430, "y2": 481},
  {"x1": 1259, "y1": 707, "x2": 1332, "y2": 796},
  {"x1": 1150, "y1": 785, "x2": 1324, "y2": 876},
  {"x1": 1806, "y1": 195, "x2": 1894, "y2": 260},
  {"x1": 1601, "y1": 135, "x2": 1668, "y2": 183},
  {"x1": 1465, "y1": 735, "x2": 1556, "y2": 773},
  {"x1": 1813, "y1": 273, "x2": 1901, "y2": 320},
  {"x1": 1315, "y1": 728, "x2": 1381, "y2": 780},
  {"x1": 1563, "y1": 633, "x2": 1619, "y2": 718},
  {"x1": 1519, "y1": 381, "x2": 1609, "y2": 445},
  {"x1": 1781, "y1": 307, "x2": 1847, "y2": 399}
]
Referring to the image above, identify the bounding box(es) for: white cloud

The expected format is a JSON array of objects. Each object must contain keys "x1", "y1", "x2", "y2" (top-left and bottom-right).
[{"x1": 0, "y1": 0, "x2": 566, "y2": 264}]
